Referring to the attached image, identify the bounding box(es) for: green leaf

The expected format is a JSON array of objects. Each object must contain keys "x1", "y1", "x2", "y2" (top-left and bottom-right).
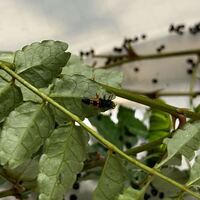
[
  {"x1": 152, "y1": 167, "x2": 188, "y2": 198},
  {"x1": 149, "y1": 110, "x2": 172, "y2": 132},
  {"x1": 159, "y1": 121, "x2": 200, "y2": 166},
  {"x1": 37, "y1": 125, "x2": 89, "y2": 200},
  {"x1": 187, "y1": 155, "x2": 200, "y2": 188},
  {"x1": 5, "y1": 157, "x2": 39, "y2": 189},
  {"x1": 0, "y1": 102, "x2": 54, "y2": 168},
  {"x1": 14, "y1": 40, "x2": 71, "y2": 88},
  {"x1": 0, "y1": 82, "x2": 23, "y2": 122},
  {"x1": 50, "y1": 74, "x2": 114, "y2": 122},
  {"x1": 118, "y1": 106, "x2": 148, "y2": 137},
  {"x1": 62, "y1": 55, "x2": 123, "y2": 87},
  {"x1": 0, "y1": 51, "x2": 15, "y2": 63},
  {"x1": 18, "y1": 82, "x2": 50, "y2": 103},
  {"x1": 89, "y1": 115, "x2": 122, "y2": 148},
  {"x1": 93, "y1": 68, "x2": 123, "y2": 88},
  {"x1": 62, "y1": 55, "x2": 93, "y2": 78},
  {"x1": 117, "y1": 187, "x2": 145, "y2": 200},
  {"x1": 93, "y1": 152, "x2": 126, "y2": 200}
]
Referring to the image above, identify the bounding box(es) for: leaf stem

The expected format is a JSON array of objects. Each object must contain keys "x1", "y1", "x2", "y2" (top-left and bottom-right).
[
  {"x1": 125, "y1": 136, "x2": 165, "y2": 155},
  {"x1": 95, "y1": 49, "x2": 200, "y2": 68},
  {"x1": 99, "y1": 83, "x2": 200, "y2": 120},
  {"x1": 1, "y1": 62, "x2": 200, "y2": 199},
  {"x1": 127, "y1": 90, "x2": 200, "y2": 98},
  {"x1": 0, "y1": 188, "x2": 17, "y2": 198}
]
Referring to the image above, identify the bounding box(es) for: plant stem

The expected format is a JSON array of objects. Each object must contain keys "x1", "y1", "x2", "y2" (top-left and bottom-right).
[
  {"x1": 99, "y1": 83, "x2": 200, "y2": 120},
  {"x1": 1, "y1": 63, "x2": 200, "y2": 199},
  {"x1": 0, "y1": 188, "x2": 17, "y2": 198},
  {"x1": 84, "y1": 137, "x2": 165, "y2": 170},
  {"x1": 95, "y1": 49, "x2": 200, "y2": 68},
  {"x1": 189, "y1": 58, "x2": 200, "y2": 107},
  {"x1": 125, "y1": 137, "x2": 165, "y2": 155},
  {"x1": 128, "y1": 90, "x2": 200, "y2": 98}
]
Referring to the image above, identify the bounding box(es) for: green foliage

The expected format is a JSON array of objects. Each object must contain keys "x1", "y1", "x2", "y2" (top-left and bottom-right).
[
  {"x1": 38, "y1": 124, "x2": 89, "y2": 200},
  {"x1": 0, "y1": 82, "x2": 23, "y2": 122},
  {"x1": 152, "y1": 167, "x2": 188, "y2": 198},
  {"x1": 5, "y1": 157, "x2": 39, "y2": 189},
  {"x1": 62, "y1": 55, "x2": 123, "y2": 87},
  {"x1": 0, "y1": 40, "x2": 199, "y2": 200},
  {"x1": 148, "y1": 107, "x2": 171, "y2": 141},
  {"x1": 93, "y1": 152, "x2": 126, "y2": 200},
  {"x1": 89, "y1": 114, "x2": 122, "y2": 148},
  {"x1": 50, "y1": 74, "x2": 112, "y2": 122},
  {"x1": 118, "y1": 106, "x2": 148, "y2": 137},
  {"x1": 14, "y1": 40, "x2": 71, "y2": 88},
  {"x1": 89, "y1": 105, "x2": 147, "y2": 151},
  {"x1": 117, "y1": 187, "x2": 145, "y2": 200},
  {"x1": 187, "y1": 155, "x2": 200, "y2": 188},
  {"x1": 159, "y1": 121, "x2": 200, "y2": 167},
  {"x1": 0, "y1": 102, "x2": 54, "y2": 169}
]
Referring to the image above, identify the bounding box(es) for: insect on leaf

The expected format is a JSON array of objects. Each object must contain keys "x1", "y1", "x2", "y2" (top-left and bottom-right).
[
  {"x1": 0, "y1": 102, "x2": 54, "y2": 169},
  {"x1": 14, "y1": 40, "x2": 71, "y2": 88},
  {"x1": 158, "y1": 121, "x2": 200, "y2": 167},
  {"x1": 50, "y1": 74, "x2": 114, "y2": 123},
  {"x1": 93, "y1": 152, "x2": 126, "y2": 200},
  {"x1": 37, "y1": 124, "x2": 89, "y2": 200}
]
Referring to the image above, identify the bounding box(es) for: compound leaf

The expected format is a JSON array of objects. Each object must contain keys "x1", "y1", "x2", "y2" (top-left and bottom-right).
[
  {"x1": 14, "y1": 40, "x2": 71, "y2": 88},
  {"x1": 117, "y1": 187, "x2": 145, "y2": 200},
  {"x1": 62, "y1": 55, "x2": 123, "y2": 87},
  {"x1": 0, "y1": 102, "x2": 54, "y2": 168},
  {"x1": 159, "y1": 121, "x2": 200, "y2": 167},
  {"x1": 187, "y1": 155, "x2": 200, "y2": 188},
  {"x1": 118, "y1": 106, "x2": 147, "y2": 137},
  {"x1": 5, "y1": 157, "x2": 39, "y2": 190},
  {"x1": 62, "y1": 55, "x2": 93, "y2": 78},
  {"x1": 152, "y1": 167, "x2": 188, "y2": 198},
  {"x1": 50, "y1": 74, "x2": 114, "y2": 122},
  {"x1": 93, "y1": 152, "x2": 126, "y2": 200},
  {"x1": 0, "y1": 82, "x2": 23, "y2": 122},
  {"x1": 89, "y1": 115, "x2": 122, "y2": 148},
  {"x1": 0, "y1": 51, "x2": 15, "y2": 63},
  {"x1": 37, "y1": 125, "x2": 89, "y2": 200}
]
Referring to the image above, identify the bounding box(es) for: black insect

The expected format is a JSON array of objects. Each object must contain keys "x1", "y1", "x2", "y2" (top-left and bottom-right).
[
  {"x1": 156, "y1": 44, "x2": 165, "y2": 53},
  {"x1": 169, "y1": 24, "x2": 185, "y2": 35},
  {"x1": 189, "y1": 22, "x2": 200, "y2": 35},
  {"x1": 82, "y1": 94, "x2": 115, "y2": 109},
  {"x1": 113, "y1": 47, "x2": 123, "y2": 53}
]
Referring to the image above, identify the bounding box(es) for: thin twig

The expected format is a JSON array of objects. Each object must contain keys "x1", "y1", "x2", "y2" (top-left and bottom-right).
[{"x1": 94, "y1": 49, "x2": 200, "y2": 68}]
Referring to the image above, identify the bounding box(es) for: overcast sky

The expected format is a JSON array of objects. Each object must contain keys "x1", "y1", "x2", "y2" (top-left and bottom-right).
[{"x1": 0, "y1": 0, "x2": 199, "y2": 53}]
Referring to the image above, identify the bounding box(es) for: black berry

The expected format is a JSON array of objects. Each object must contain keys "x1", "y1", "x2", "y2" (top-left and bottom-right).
[
  {"x1": 151, "y1": 188, "x2": 158, "y2": 196},
  {"x1": 152, "y1": 78, "x2": 158, "y2": 84},
  {"x1": 134, "y1": 67, "x2": 139, "y2": 72},
  {"x1": 159, "y1": 192, "x2": 164, "y2": 199},
  {"x1": 69, "y1": 194, "x2": 77, "y2": 200},
  {"x1": 73, "y1": 182, "x2": 80, "y2": 190},
  {"x1": 144, "y1": 193, "x2": 151, "y2": 200},
  {"x1": 187, "y1": 68, "x2": 193, "y2": 75},
  {"x1": 125, "y1": 141, "x2": 132, "y2": 148},
  {"x1": 141, "y1": 34, "x2": 147, "y2": 39}
]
